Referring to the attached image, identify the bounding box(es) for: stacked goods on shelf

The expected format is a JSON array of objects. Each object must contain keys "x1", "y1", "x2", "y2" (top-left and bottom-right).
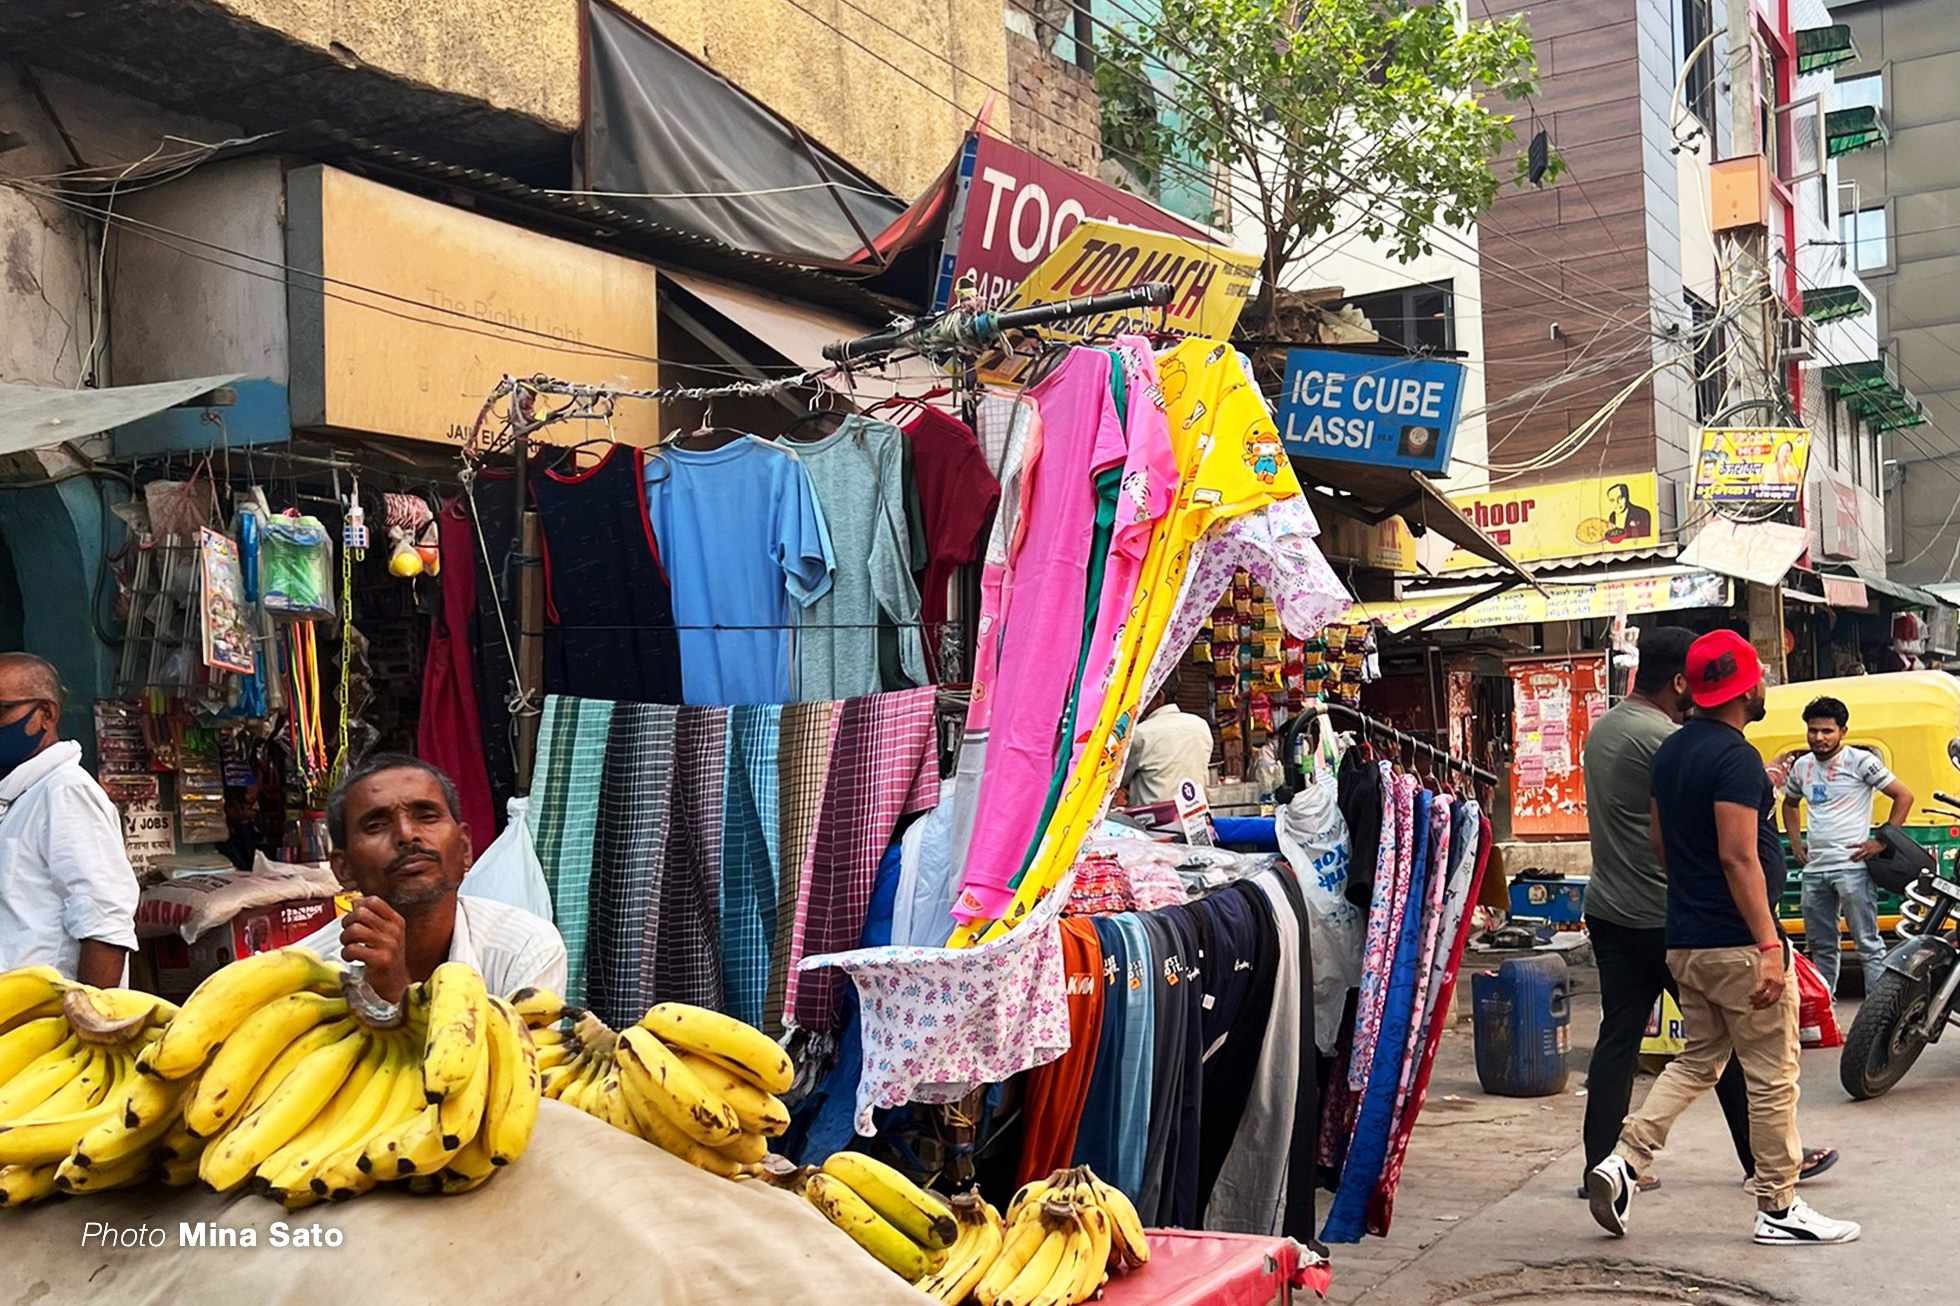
[
  {"x1": 515, "y1": 990, "x2": 790, "y2": 1181},
  {"x1": 0, "y1": 951, "x2": 542, "y2": 1208}
]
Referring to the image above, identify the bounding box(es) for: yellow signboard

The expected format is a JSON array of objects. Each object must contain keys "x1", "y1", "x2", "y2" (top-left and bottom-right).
[
  {"x1": 1692, "y1": 427, "x2": 1813, "y2": 503},
  {"x1": 1443, "y1": 473, "x2": 1662, "y2": 570},
  {"x1": 288, "y1": 165, "x2": 662, "y2": 446},
  {"x1": 1003, "y1": 219, "x2": 1261, "y2": 342},
  {"x1": 1343, "y1": 569, "x2": 1730, "y2": 633}
]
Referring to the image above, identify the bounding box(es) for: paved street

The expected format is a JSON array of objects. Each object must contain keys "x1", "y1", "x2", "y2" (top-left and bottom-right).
[{"x1": 1329, "y1": 959, "x2": 1960, "y2": 1304}]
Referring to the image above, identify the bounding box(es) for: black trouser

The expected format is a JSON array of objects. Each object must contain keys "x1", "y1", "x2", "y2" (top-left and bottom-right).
[{"x1": 1583, "y1": 915, "x2": 1754, "y2": 1177}]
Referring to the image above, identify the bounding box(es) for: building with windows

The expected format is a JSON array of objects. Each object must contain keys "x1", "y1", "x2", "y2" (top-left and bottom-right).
[{"x1": 1828, "y1": 0, "x2": 1960, "y2": 583}]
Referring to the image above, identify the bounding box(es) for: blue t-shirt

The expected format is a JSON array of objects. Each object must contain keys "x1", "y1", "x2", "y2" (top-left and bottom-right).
[
  {"x1": 1650, "y1": 716, "x2": 1787, "y2": 949},
  {"x1": 644, "y1": 437, "x2": 834, "y2": 705}
]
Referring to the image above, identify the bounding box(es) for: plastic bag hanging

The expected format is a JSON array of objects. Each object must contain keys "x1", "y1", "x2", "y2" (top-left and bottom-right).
[{"x1": 259, "y1": 510, "x2": 337, "y2": 620}]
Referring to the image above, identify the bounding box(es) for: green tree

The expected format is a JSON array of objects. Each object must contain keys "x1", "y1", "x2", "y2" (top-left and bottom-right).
[{"x1": 1098, "y1": 0, "x2": 1553, "y2": 328}]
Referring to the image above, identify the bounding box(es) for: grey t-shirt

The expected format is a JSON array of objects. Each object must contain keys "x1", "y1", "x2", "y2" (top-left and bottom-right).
[
  {"x1": 1582, "y1": 699, "x2": 1676, "y2": 929},
  {"x1": 1784, "y1": 745, "x2": 1895, "y2": 872}
]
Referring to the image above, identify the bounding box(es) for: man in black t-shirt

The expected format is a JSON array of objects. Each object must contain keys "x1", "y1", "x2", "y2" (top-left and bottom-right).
[{"x1": 1587, "y1": 630, "x2": 1860, "y2": 1248}]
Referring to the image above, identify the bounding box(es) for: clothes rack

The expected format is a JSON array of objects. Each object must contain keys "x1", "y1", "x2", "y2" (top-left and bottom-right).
[{"x1": 1315, "y1": 701, "x2": 1498, "y2": 787}]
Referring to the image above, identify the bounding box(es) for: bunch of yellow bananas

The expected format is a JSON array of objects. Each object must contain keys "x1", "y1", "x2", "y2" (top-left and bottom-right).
[
  {"x1": 913, "y1": 1191, "x2": 1006, "y2": 1302},
  {"x1": 961, "y1": 1166, "x2": 1150, "y2": 1306},
  {"x1": 516, "y1": 991, "x2": 792, "y2": 1181},
  {"x1": 27, "y1": 949, "x2": 542, "y2": 1209},
  {"x1": 0, "y1": 966, "x2": 179, "y2": 1205},
  {"x1": 803, "y1": 1151, "x2": 960, "y2": 1281}
]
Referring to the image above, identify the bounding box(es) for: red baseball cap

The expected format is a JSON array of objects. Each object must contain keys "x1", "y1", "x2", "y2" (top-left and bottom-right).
[{"x1": 1686, "y1": 629, "x2": 1762, "y2": 708}]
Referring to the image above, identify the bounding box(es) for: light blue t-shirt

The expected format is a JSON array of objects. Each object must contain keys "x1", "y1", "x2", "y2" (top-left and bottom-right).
[{"x1": 643, "y1": 436, "x2": 834, "y2": 705}]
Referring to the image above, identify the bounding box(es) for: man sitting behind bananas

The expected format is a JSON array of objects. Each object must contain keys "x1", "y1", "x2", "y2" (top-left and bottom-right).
[{"x1": 294, "y1": 754, "x2": 566, "y2": 1004}]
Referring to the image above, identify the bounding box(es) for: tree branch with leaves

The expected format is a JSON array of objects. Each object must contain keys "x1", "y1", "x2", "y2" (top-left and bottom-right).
[{"x1": 1098, "y1": 0, "x2": 1555, "y2": 330}]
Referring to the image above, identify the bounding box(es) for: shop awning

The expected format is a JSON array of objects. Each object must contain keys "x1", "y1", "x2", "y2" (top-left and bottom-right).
[
  {"x1": 1341, "y1": 566, "x2": 1730, "y2": 634},
  {"x1": 0, "y1": 374, "x2": 245, "y2": 455},
  {"x1": 1842, "y1": 568, "x2": 1949, "y2": 610},
  {"x1": 1293, "y1": 458, "x2": 1536, "y2": 586},
  {"x1": 662, "y1": 270, "x2": 940, "y2": 400},
  {"x1": 1677, "y1": 517, "x2": 1809, "y2": 586},
  {"x1": 1823, "y1": 574, "x2": 1870, "y2": 609}
]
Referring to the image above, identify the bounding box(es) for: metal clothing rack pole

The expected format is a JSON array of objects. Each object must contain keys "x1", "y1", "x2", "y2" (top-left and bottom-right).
[
  {"x1": 1316, "y1": 700, "x2": 1497, "y2": 787},
  {"x1": 822, "y1": 281, "x2": 1176, "y2": 364}
]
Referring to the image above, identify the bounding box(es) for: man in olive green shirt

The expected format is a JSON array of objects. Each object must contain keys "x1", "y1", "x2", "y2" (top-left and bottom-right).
[{"x1": 1580, "y1": 627, "x2": 1757, "y2": 1187}]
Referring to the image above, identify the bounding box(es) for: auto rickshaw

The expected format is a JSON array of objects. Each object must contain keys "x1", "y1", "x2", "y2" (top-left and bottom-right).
[{"x1": 1745, "y1": 670, "x2": 1960, "y2": 975}]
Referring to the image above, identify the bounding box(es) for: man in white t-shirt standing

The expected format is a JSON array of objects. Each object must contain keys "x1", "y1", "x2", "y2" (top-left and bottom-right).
[{"x1": 1781, "y1": 695, "x2": 1914, "y2": 994}]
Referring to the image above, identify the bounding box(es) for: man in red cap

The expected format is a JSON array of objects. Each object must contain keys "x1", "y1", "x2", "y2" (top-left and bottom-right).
[{"x1": 1587, "y1": 630, "x2": 1860, "y2": 1247}]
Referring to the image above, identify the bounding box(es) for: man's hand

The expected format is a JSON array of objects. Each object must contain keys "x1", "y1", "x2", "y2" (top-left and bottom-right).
[
  {"x1": 1850, "y1": 838, "x2": 1885, "y2": 863},
  {"x1": 1790, "y1": 837, "x2": 1809, "y2": 868},
  {"x1": 339, "y1": 897, "x2": 411, "y2": 1003},
  {"x1": 1751, "y1": 948, "x2": 1789, "y2": 1009}
]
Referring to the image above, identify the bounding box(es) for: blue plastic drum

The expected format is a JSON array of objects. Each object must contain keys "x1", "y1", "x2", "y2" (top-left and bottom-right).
[{"x1": 1471, "y1": 954, "x2": 1572, "y2": 1097}]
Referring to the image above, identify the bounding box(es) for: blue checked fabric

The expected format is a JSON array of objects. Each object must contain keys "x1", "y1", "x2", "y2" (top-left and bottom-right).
[
  {"x1": 587, "y1": 702, "x2": 677, "y2": 1028},
  {"x1": 528, "y1": 695, "x2": 613, "y2": 1005},
  {"x1": 720, "y1": 705, "x2": 782, "y2": 1029}
]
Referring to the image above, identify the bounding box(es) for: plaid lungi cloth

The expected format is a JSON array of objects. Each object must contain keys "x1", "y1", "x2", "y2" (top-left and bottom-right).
[
  {"x1": 587, "y1": 702, "x2": 677, "y2": 1028},
  {"x1": 767, "y1": 700, "x2": 840, "y2": 1036},
  {"x1": 720, "y1": 705, "x2": 782, "y2": 1029},
  {"x1": 785, "y1": 686, "x2": 942, "y2": 1032},
  {"x1": 646, "y1": 706, "x2": 728, "y2": 1011},
  {"x1": 528, "y1": 694, "x2": 614, "y2": 1005}
]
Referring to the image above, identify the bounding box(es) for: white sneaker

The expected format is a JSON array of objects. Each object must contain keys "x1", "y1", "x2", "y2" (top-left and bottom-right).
[
  {"x1": 1587, "y1": 1154, "x2": 1636, "y2": 1237},
  {"x1": 1754, "y1": 1197, "x2": 1861, "y2": 1245}
]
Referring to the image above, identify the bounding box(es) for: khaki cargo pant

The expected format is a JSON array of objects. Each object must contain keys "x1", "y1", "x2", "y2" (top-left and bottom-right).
[{"x1": 1614, "y1": 945, "x2": 1802, "y2": 1212}]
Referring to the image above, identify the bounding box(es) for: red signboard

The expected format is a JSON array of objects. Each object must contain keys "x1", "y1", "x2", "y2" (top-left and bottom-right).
[{"x1": 933, "y1": 132, "x2": 1211, "y2": 309}]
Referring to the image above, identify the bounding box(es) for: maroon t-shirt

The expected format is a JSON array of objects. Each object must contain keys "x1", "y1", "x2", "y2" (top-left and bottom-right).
[{"x1": 902, "y1": 407, "x2": 1000, "y2": 666}]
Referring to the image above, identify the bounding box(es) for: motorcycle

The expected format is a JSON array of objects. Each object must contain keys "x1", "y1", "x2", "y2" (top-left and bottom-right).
[{"x1": 1840, "y1": 791, "x2": 1960, "y2": 1099}]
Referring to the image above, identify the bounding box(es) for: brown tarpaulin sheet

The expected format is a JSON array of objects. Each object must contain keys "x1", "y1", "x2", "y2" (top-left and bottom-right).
[{"x1": 4, "y1": 1102, "x2": 933, "y2": 1305}]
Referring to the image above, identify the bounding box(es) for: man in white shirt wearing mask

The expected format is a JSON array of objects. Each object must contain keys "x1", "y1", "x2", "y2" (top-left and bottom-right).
[{"x1": 0, "y1": 653, "x2": 138, "y2": 985}]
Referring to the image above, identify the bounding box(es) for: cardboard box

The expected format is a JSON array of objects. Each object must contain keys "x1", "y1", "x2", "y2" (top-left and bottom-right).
[{"x1": 142, "y1": 897, "x2": 337, "y2": 999}]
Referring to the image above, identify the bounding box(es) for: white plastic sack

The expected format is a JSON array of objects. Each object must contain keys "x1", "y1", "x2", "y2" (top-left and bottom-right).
[
  {"x1": 134, "y1": 853, "x2": 340, "y2": 943},
  {"x1": 1274, "y1": 715, "x2": 1366, "y2": 1054},
  {"x1": 460, "y1": 796, "x2": 553, "y2": 922}
]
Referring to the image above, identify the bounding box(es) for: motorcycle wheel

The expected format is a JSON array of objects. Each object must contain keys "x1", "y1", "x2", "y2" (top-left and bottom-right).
[{"x1": 1841, "y1": 969, "x2": 1934, "y2": 1100}]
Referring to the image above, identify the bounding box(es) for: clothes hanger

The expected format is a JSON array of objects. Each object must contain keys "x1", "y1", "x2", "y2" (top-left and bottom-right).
[
  {"x1": 867, "y1": 385, "x2": 955, "y2": 423},
  {"x1": 663, "y1": 399, "x2": 746, "y2": 452},
  {"x1": 779, "y1": 381, "x2": 852, "y2": 443}
]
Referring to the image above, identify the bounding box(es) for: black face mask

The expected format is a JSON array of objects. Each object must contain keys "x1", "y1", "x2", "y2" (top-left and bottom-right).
[{"x1": 0, "y1": 710, "x2": 48, "y2": 777}]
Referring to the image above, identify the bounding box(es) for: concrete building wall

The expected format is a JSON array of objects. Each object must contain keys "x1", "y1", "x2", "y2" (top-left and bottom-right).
[
  {"x1": 207, "y1": 0, "x2": 1008, "y2": 197},
  {"x1": 1833, "y1": 0, "x2": 1960, "y2": 582}
]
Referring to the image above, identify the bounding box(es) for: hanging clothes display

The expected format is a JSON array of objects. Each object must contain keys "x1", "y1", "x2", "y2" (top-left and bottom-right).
[
  {"x1": 532, "y1": 445, "x2": 683, "y2": 704},
  {"x1": 527, "y1": 695, "x2": 614, "y2": 1005},
  {"x1": 1014, "y1": 916, "x2": 1104, "y2": 1184},
  {"x1": 899, "y1": 405, "x2": 1000, "y2": 677},
  {"x1": 799, "y1": 866, "x2": 1079, "y2": 1137},
  {"x1": 765, "y1": 699, "x2": 840, "y2": 1036},
  {"x1": 1143, "y1": 495, "x2": 1353, "y2": 704},
  {"x1": 781, "y1": 684, "x2": 941, "y2": 1031},
  {"x1": 891, "y1": 395, "x2": 1038, "y2": 948},
  {"x1": 643, "y1": 436, "x2": 834, "y2": 705},
  {"x1": 719, "y1": 704, "x2": 784, "y2": 1031},
  {"x1": 953, "y1": 350, "x2": 1126, "y2": 926},
  {"x1": 778, "y1": 417, "x2": 927, "y2": 700},
  {"x1": 418, "y1": 494, "x2": 499, "y2": 839},
  {"x1": 966, "y1": 341, "x2": 1303, "y2": 944}
]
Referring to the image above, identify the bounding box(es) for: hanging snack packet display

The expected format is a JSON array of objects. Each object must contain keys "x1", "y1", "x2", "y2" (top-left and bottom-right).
[{"x1": 259, "y1": 512, "x2": 337, "y2": 619}]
